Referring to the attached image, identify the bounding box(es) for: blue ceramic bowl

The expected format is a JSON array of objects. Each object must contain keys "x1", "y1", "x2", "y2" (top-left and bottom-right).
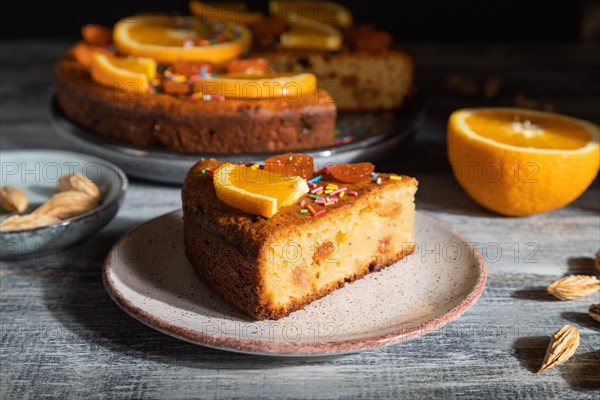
[{"x1": 1, "y1": 149, "x2": 128, "y2": 258}]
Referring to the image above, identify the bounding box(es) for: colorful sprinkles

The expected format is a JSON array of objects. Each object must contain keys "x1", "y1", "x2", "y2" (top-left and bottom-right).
[
  {"x1": 298, "y1": 176, "x2": 359, "y2": 217},
  {"x1": 300, "y1": 171, "x2": 405, "y2": 218},
  {"x1": 313, "y1": 209, "x2": 327, "y2": 217},
  {"x1": 307, "y1": 175, "x2": 323, "y2": 184},
  {"x1": 329, "y1": 187, "x2": 347, "y2": 196}
]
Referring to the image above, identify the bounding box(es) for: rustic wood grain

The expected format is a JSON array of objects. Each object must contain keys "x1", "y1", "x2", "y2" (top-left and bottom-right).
[{"x1": 1, "y1": 40, "x2": 599, "y2": 399}]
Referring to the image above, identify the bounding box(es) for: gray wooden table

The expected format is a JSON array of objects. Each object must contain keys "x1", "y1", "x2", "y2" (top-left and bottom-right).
[{"x1": 1, "y1": 40, "x2": 599, "y2": 399}]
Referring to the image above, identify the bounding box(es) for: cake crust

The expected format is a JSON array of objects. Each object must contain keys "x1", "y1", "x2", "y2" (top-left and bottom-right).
[{"x1": 182, "y1": 162, "x2": 417, "y2": 320}]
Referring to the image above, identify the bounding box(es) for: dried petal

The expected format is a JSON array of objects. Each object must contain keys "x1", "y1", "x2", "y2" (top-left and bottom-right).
[
  {"x1": 33, "y1": 190, "x2": 99, "y2": 220},
  {"x1": 0, "y1": 186, "x2": 28, "y2": 212},
  {"x1": 56, "y1": 173, "x2": 101, "y2": 200},
  {"x1": 538, "y1": 325, "x2": 580, "y2": 373},
  {"x1": 0, "y1": 214, "x2": 59, "y2": 230},
  {"x1": 547, "y1": 275, "x2": 600, "y2": 300}
]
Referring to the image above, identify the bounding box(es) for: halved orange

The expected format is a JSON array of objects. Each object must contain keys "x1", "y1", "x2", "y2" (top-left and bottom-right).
[
  {"x1": 213, "y1": 163, "x2": 309, "y2": 218},
  {"x1": 448, "y1": 108, "x2": 600, "y2": 216},
  {"x1": 193, "y1": 72, "x2": 317, "y2": 99},
  {"x1": 113, "y1": 15, "x2": 251, "y2": 64},
  {"x1": 90, "y1": 53, "x2": 156, "y2": 92},
  {"x1": 270, "y1": 0, "x2": 353, "y2": 28},
  {"x1": 189, "y1": 1, "x2": 263, "y2": 24},
  {"x1": 279, "y1": 18, "x2": 342, "y2": 51}
]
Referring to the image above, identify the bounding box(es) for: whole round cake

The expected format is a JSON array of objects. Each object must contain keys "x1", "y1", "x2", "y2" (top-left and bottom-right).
[{"x1": 54, "y1": 2, "x2": 414, "y2": 154}]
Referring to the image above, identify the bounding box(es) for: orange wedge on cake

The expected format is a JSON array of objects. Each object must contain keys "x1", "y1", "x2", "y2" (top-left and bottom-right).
[
  {"x1": 448, "y1": 108, "x2": 600, "y2": 216},
  {"x1": 270, "y1": 0, "x2": 353, "y2": 28},
  {"x1": 72, "y1": 43, "x2": 114, "y2": 68},
  {"x1": 90, "y1": 53, "x2": 156, "y2": 92},
  {"x1": 189, "y1": 0, "x2": 263, "y2": 24},
  {"x1": 213, "y1": 163, "x2": 309, "y2": 218},
  {"x1": 113, "y1": 15, "x2": 251, "y2": 64},
  {"x1": 279, "y1": 18, "x2": 342, "y2": 51},
  {"x1": 193, "y1": 72, "x2": 317, "y2": 99}
]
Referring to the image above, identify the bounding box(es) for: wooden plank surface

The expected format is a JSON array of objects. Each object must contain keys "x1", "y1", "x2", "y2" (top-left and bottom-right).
[{"x1": 1, "y1": 40, "x2": 599, "y2": 399}]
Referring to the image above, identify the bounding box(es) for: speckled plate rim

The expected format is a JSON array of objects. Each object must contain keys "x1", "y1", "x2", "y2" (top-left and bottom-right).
[
  {"x1": 103, "y1": 210, "x2": 486, "y2": 357},
  {"x1": 0, "y1": 149, "x2": 129, "y2": 234}
]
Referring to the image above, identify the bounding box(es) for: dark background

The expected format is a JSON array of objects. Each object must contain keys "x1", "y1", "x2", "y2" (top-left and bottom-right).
[{"x1": 2, "y1": 0, "x2": 590, "y2": 41}]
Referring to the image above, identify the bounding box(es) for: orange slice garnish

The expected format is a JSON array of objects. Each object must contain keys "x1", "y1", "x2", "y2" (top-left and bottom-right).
[
  {"x1": 448, "y1": 108, "x2": 600, "y2": 216},
  {"x1": 72, "y1": 42, "x2": 114, "y2": 67},
  {"x1": 81, "y1": 24, "x2": 113, "y2": 46},
  {"x1": 213, "y1": 163, "x2": 309, "y2": 218},
  {"x1": 91, "y1": 53, "x2": 156, "y2": 92},
  {"x1": 193, "y1": 72, "x2": 317, "y2": 99},
  {"x1": 189, "y1": 1, "x2": 263, "y2": 24},
  {"x1": 279, "y1": 18, "x2": 342, "y2": 51},
  {"x1": 270, "y1": 0, "x2": 353, "y2": 28},
  {"x1": 113, "y1": 15, "x2": 251, "y2": 64}
]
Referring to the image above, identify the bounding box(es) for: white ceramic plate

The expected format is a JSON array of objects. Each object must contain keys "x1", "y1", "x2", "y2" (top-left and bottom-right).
[{"x1": 104, "y1": 210, "x2": 486, "y2": 356}]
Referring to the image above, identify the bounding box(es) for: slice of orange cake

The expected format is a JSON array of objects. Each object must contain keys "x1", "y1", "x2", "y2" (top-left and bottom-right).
[{"x1": 182, "y1": 155, "x2": 417, "y2": 320}]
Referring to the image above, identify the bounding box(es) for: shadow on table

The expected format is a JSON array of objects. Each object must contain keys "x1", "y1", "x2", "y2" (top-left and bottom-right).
[
  {"x1": 511, "y1": 287, "x2": 558, "y2": 302},
  {"x1": 511, "y1": 335, "x2": 548, "y2": 373},
  {"x1": 561, "y1": 311, "x2": 600, "y2": 333},
  {"x1": 40, "y1": 216, "x2": 355, "y2": 369},
  {"x1": 559, "y1": 350, "x2": 600, "y2": 392},
  {"x1": 512, "y1": 337, "x2": 600, "y2": 391},
  {"x1": 43, "y1": 268, "x2": 351, "y2": 367}
]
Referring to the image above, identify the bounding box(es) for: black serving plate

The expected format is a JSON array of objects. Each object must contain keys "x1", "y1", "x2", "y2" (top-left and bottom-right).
[{"x1": 50, "y1": 92, "x2": 423, "y2": 184}]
